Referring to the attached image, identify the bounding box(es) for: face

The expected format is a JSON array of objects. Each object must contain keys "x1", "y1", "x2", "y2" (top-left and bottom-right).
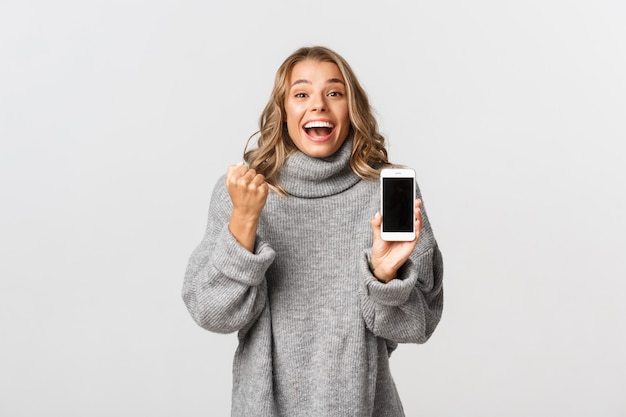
[{"x1": 284, "y1": 59, "x2": 351, "y2": 158}]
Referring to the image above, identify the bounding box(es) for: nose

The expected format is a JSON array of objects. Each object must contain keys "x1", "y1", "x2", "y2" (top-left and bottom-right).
[{"x1": 311, "y1": 93, "x2": 327, "y2": 112}]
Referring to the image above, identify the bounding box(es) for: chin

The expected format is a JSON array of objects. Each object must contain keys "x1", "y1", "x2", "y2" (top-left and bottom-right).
[
  {"x1": 303, "y1": 142, "x2": 342, "y2": 158},
  {"x1": 289, "y1": 128, "x2": 349, "y2": 158}
]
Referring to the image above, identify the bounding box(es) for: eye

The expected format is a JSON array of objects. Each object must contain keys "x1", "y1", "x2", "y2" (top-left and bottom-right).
[
  {"x1": 294, "y1": 92, "x2": 308, "y2": 98},
  {"x1": 328, "y1": 91, "x2": 344, "y2": 98}
]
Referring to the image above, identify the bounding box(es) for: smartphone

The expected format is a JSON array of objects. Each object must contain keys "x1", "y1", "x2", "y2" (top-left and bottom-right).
[{"x1": 380, "y1": 168, "x2": 416, "y2": 241}]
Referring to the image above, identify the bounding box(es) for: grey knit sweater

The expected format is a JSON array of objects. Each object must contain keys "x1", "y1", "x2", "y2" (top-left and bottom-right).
[{"x1": 182, "y1": 138, "x2": 444, "y2": 417}]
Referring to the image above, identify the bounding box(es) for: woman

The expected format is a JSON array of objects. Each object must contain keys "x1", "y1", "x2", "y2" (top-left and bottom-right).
[{"x1": 183, "y1": 46, "x2": 444, "y2": 416}]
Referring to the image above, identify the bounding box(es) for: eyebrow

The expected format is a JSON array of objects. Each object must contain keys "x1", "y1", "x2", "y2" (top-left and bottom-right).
[{"x1": 290, "y1": 78, "x2": 345, "y2": 88}]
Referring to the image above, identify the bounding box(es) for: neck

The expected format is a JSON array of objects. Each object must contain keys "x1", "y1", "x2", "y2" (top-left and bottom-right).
[{"x1": 278, "y1": 137, "x2": 361, "y2": 198}]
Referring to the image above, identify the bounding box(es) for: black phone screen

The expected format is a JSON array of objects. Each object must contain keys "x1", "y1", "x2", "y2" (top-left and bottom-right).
[{"x1": 382, "y1": 178, "x2": 414, "y2": 232}]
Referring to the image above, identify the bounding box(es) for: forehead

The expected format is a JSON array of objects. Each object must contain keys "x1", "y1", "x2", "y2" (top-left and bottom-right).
[{"x1": 288, "y1": 59, "x2": 344, "y2": 85}]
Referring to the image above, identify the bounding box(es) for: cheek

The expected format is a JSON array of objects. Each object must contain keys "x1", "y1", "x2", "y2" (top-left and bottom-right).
[
  {"x1": 338, "y1": 110, "x2": 351, "y2": 133},
  {"x1": 285, "y1": 112, "x2": 299, "y2": 132},
  {"x1": 335, "y1": 102, "x2": 350, "y2": 124},
  {"x1": 284, "y1": 102, "x2": 302, "y2": 123},
  {"x1": 284, "y1": 110, "x2": 301, "y2": 141}
]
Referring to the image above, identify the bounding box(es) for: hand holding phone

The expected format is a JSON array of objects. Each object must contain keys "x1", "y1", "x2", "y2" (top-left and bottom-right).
[{"x1": 380, "y1": 168, "x2": 416, "y2": 241}]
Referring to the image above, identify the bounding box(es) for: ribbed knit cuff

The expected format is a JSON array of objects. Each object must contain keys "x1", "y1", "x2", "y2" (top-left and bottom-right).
[
  {"x1": 361, "y1": 251, "x2": 417, "y2": 307},
  {"x1": 211, "y1": 224, "x2": 276, "y2": 287}
]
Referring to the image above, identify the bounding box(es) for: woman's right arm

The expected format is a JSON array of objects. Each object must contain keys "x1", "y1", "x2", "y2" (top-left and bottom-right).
[{"x1": 182, "y1": 171, "x2": 274, "y2": 334}]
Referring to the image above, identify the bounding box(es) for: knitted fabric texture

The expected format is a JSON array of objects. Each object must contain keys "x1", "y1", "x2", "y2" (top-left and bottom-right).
[{"x1": 182, "y1": 138, "x2": 444, "y2": 417}]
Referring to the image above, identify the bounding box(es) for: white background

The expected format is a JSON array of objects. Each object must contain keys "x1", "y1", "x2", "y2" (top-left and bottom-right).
[{"x1": 1, "y1": 0, "x2": 625, "y2": 415}]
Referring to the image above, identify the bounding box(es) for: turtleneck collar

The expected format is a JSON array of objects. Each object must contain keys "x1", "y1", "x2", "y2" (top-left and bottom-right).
[{"x1": 278, "y1": 136, "x2": 361, "y2": 198}]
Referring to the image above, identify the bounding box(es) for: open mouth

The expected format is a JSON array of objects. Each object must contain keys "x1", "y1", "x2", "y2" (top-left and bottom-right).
[{"x1": 303, "y1": 120, "x2": 334, "y2": 138}]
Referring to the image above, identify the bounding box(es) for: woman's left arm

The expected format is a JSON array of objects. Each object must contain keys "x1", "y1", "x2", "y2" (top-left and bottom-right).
[{"x1": 360, "y1": 196, "x2": 444, "y2": 344}]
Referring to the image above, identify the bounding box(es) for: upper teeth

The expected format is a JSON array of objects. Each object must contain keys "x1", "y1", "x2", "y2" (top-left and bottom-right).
[{"x1": 304, "y1": 121, "x2": 334, "y2": 129}]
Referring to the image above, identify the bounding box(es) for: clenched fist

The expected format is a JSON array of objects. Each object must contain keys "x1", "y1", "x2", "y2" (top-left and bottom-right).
[{"x1": 226, "y1": 162, "x2": 269, "y2": 252}]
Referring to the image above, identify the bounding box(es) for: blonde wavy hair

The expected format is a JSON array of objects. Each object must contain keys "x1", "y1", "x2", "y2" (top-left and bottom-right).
[{"x1": 244, "y1": 46, "x2": 390, "y2": 195}]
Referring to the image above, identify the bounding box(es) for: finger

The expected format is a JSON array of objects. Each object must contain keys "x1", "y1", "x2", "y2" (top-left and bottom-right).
[
  {"x1": 370, "y1": 211, "x2": 382, "y2": 240},
  {"x1": 227, "y1": 162, "x2": 247, "y2": 181},
  {"x1": 237, "y1": 166, "x2": 254, "y2": 181},
  {"x1": 414, "y1": 214, "x2": 423, "y2": 240},
  {"x1": 415, "y1": 215, "x2": 422, "y2": 233},
  {"x1": 413, "y1": 199, "x2": 423, "y2": 238},
  {"x1": 414, "y1": 199, "x2": 422, "y2": 220},
  {"x1": 229, "y1": 168, "x2": 257, "y2": 190},
  {"x1": 258, "y1": 181, "x2": 269, "y2": 197},
  {"x1": 251, "y1": 173, "x2": 266, "y2": 186}
]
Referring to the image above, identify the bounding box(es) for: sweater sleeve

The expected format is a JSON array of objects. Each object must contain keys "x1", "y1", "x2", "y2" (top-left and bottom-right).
[
  {"x1": 182, "y1": 176, "x2": 276, "y2": 334},
  {"x1": 359, "y1": 190, "x2": 444, "y2": 344}
]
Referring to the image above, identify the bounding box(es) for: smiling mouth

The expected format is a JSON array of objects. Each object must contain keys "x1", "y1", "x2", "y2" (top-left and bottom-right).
[{"x1": 304, "y1": 121, "x2": 334, "y2": 138}]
